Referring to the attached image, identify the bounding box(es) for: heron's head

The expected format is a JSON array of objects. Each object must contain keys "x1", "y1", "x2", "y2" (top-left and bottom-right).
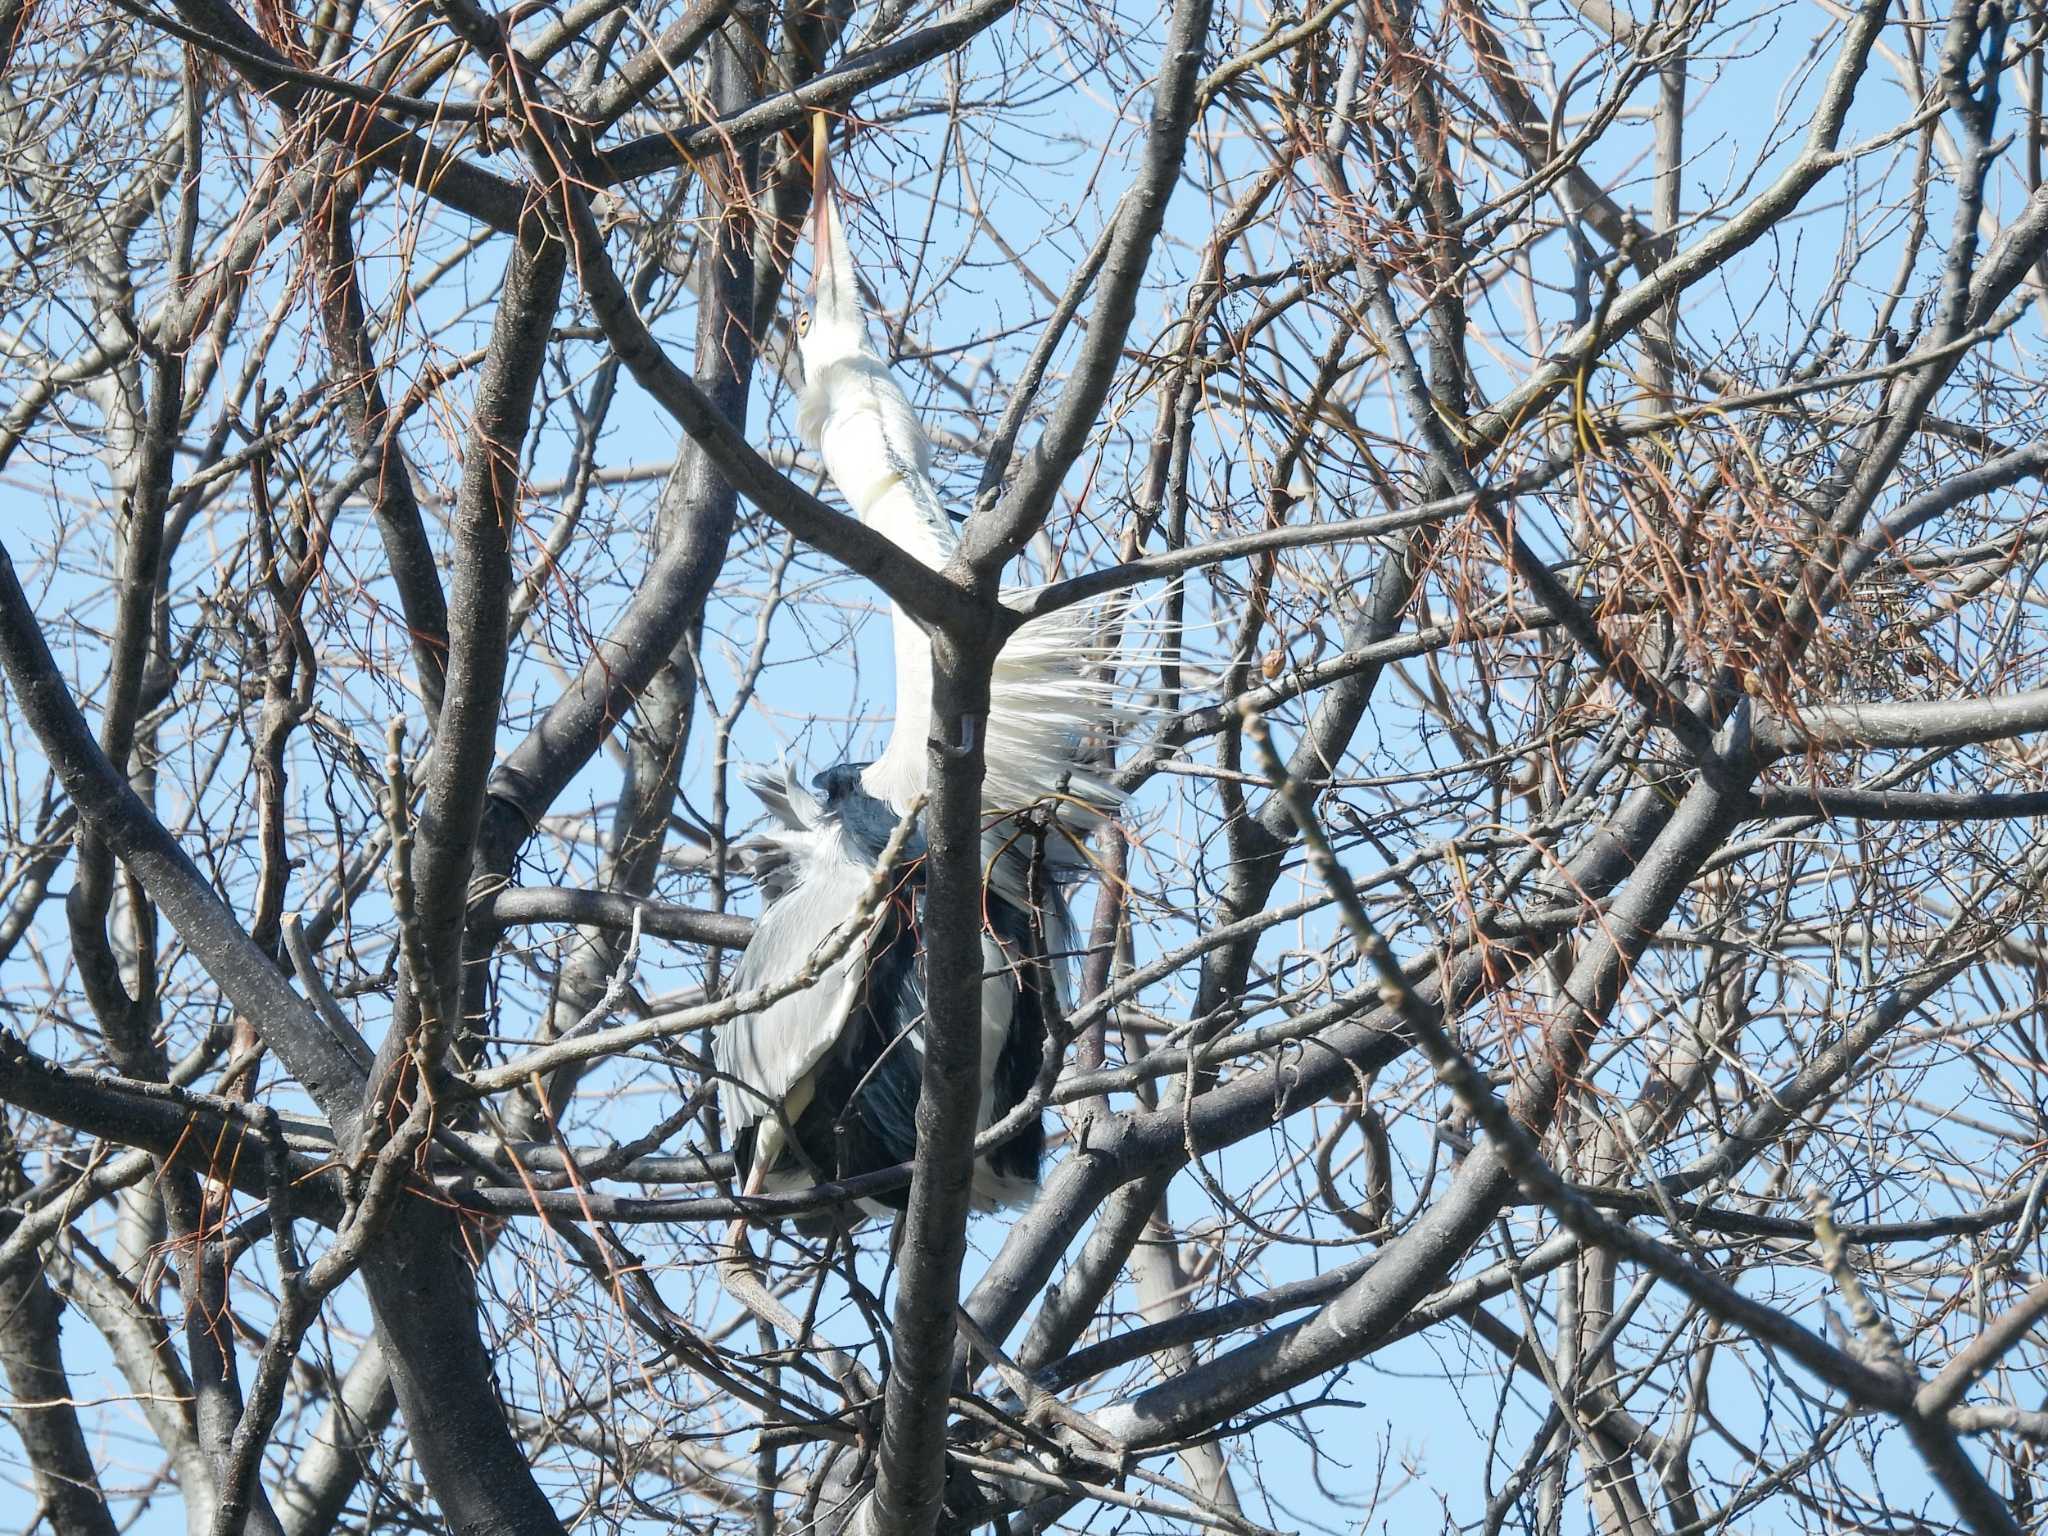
[
  {"x1": 810, "y1": 762, "x2": 870, "y2": 810},
  {"x1": 796, "y1": 115, "x2": 868, "y2": 382},
  {"x1": 813, "y1": 762, "x2": 925, "y2": 862}
]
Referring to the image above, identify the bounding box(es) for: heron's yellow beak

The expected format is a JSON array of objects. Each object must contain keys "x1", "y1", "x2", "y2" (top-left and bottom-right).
[{"x1": 809, "y1": 112, "x2": 833, "y2": 297}]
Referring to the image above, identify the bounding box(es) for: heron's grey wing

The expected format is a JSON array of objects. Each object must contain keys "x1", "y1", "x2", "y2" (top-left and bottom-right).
[
  {"x1": 979, "y1": 890, "x2": 1054, "y2": 1186},
  {"x1": 714, "y1": 841, "x2": 875, "y2": 1139},
  {"x1": 855, "y1": 889, "x2": 927, "y2": 1155},
  {"x1": 984, "y1": 831, "x2": 1079, "y2": 1010},
  {"x1": 794, "y1": 880, "x2": 927, "y2": 1181},
  {"x1": 971, "y1": 837, "x2": 1068, "y2": 1204}
]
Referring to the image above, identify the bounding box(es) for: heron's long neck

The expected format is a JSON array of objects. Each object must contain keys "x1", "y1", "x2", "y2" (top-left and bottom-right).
[
  {"x1": 806, "y1": 359, "x2": 961, "y2": 814},
  {"x1": 858, "y1": 478, "x2": 956, "y2": 814}
]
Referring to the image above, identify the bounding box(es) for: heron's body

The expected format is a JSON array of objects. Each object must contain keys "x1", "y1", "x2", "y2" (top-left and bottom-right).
[
  {"x1": 715, "y1": 764, "x2": 1057, "y2": 1218},
  {"x1": 716, "y1": 138, "x2": 1125, "y2": 1222}
]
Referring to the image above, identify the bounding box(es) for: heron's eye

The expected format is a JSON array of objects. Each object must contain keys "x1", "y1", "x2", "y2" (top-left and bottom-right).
[{"x1": 796, "y1": 310, "x2": 811, "y2": 337}]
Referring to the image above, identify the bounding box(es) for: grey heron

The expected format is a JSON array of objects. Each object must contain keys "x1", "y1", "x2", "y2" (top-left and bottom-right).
[{"x1": 713, "y1": 121, "x2": 1131, "y2": 1223}]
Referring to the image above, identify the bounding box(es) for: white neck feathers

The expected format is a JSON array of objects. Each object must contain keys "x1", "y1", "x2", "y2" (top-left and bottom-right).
[
  {"x1": 799, "y1": 321, "x2": 1133, "y2": 835},
  {"x1": 799, "y1": 360, "x2": 956, "y2": 813}
]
